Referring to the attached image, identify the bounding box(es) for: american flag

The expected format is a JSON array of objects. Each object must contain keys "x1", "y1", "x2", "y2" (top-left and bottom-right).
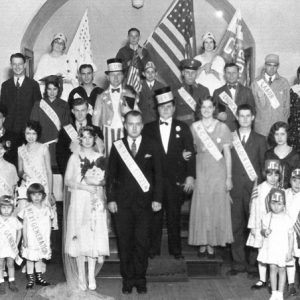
[
  {"x1": 126, "y1": 51, "x2": 142, "y2": 93},
  {"x1": 145, "y1": 0, "x2": 195, "y2": 89}
]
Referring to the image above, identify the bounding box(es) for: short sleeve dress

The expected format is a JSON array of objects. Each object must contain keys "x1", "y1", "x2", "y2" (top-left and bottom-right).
[
  {"x1": 188, "y1": 120, "x2": 233, "y2": 246},
  {"x1": 0, "y1": 216, "x2": 22, "y2": 259},
  {"x1": 0, "y1": 160, "x2": 18, "y2": 196}
]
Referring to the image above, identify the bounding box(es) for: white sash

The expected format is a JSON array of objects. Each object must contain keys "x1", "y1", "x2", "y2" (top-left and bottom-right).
[
  {"x1": 257, "y1": 79, "x2": 280, "y2": 109},
  {"x1": 0, "y1": 175, "x2": 13, "y2": 195},
  {"x1": 63, "y1": 124, "x2": 78, "y2": 141},
  {"x1": 0, "y1": 217, "x2": 23, "y2": 264},
  {"x1": 177, "y1": 87, "x2": 197, "y2": 112},
  {"x1": 114, "y1": 140, "x2": 150, "y2": 192},
  {"x1": 232, "y1": 131, "x2": 257, "y2": 181},
  {"x1": 219, "y1": 91, "x2": 237, "y2": 118},
  {"x1": 40, "y1": 100, "x2": 61, "y2": 131},
  {"x1": 26, "y1": 206, "x2": 48, "y2": 255},
  {"x1": 192, "y1": 121, "x2": 223, "y2": 161}
]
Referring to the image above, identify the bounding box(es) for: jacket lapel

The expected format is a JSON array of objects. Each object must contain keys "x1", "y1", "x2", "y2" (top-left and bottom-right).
[{"x1": 167, "y1": 120, "x2": 176, "y2": 154}]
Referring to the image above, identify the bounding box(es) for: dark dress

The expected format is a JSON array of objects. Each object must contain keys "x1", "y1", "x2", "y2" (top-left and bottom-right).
[
  {"x1": 265, "y1": 147, "x2": 300, "y2": 188},
  {"x1": 289, "y1": 88, "x2": 300, "y2": 153}
]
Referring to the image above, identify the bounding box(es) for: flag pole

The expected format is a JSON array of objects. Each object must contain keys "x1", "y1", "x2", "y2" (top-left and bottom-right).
[{"x1": 191, "y1": 0, "x2": 197, "y2": 57}]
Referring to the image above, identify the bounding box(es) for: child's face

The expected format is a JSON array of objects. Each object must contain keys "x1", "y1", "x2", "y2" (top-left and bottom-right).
[
  {"x1": 266, "y1": 171, "x2": 279, "y2": 186},
  {"x1": 291, "y1": 177, "x2": 300, "y2": 193},
  {"x1": 31, "y1": 192, "x2": 43, "y2": 204},
  {"x1": 144, "y1": 68, "x2": 156, "y2": 82},
  {"x1": 25, "y1": 128, "x2": 38, "y2": 144},
  {"x1": 270, "y1": 200, "x2": 284, "y2": 214},
  {"x1": 0, "y1": 205, "x2": 13, "y2": 217}
]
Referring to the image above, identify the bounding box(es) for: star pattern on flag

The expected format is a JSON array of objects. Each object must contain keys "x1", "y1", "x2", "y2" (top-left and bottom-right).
[{"x1": 168, "y1": 0, "x2": 193, "y2": 42}]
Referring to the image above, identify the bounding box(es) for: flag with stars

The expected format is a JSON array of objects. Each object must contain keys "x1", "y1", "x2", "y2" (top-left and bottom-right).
[
  {"x1": 145, "y1": 0, "x2": 195, "y2": 89},
  {"x1": 67, "y1": 9, "x2": 96, "y2": 82},
  {"x1": 126, "y1": 51, "x2": 142, "y2": 93}
]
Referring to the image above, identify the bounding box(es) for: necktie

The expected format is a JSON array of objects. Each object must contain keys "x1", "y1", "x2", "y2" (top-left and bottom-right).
[
  {"x1": 268, "y1": 77, "x2": 272, "y2": 85},
  {"x1": 228, "y1": 84, "x2": 237, "y2": 89},
  {"x1": 16, "y1": 78, "x2": 20, "y2": 89},
  {"x1": 111, "y1": 88, "x2": 120, "y2": 93},
  {"x1": 188, "y1": 85, "x2": 193, "y2": 95},
  {"x1": 131, "y1": 139, "x2": 137, "y2": 157},
  {"x1": 149, "y1": 83, "x2": 153, "y2": 90},
  {"x1": 78, "y1": 123, "x2": 83, "y2": 132},
  {"x1": 159, "y1": 120, "x2": 168, "y2": 126},
  {"x1": 241, "y1": 135, "x2": 246, "y2": 146}
]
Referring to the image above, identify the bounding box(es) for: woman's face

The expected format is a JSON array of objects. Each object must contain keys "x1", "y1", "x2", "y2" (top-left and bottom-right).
[
  {"x1": 274, "y1": 127, "x2": 288, "y2": 145},
  {"x1": 203, "y1": 38, "x2": 215, "y2": 52},
  {"x1": 201, "y1": 99, "x2": 215, "y2": 119},
  {"x1": 80, "y1": 131, "x2": 95, "y2": 149},
  {"x1": 46, "y1": 83, "x2": 59, "y2": 100},
  {"x1": 52, "y1": 38, "x2": 65, "y2": 54},
  {"x1": 25, "y1": 128, "x2": 38, "y2": 144}
]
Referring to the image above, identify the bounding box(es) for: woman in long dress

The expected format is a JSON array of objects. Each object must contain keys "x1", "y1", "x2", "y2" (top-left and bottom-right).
[
  {"x1": 34, "y1": 33, "x2": 77, "y2": 101},
  {"x1": 188, "y1": 97, "x2": 233, "y2": 257},
  {"x1": 194, "y1": 32, "x2": 225, "y2": 95}
]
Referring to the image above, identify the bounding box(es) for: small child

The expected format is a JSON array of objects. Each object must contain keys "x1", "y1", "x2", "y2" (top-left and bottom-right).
[
  {"x1": 247, "y1": 159, "x2": 281, "y2": 289},
  {"x1": 285, "y1": 167, "x2": 300, "y2": 296},
  {"x1": 18, "y1": 183, "x2": 53, "y2": 289},
  {"x1": 257, "y1": 188, "x2": 294, "y2": 300},
  {"x1": 0, "y1": 196, "x2": 22, "y2": 295}
]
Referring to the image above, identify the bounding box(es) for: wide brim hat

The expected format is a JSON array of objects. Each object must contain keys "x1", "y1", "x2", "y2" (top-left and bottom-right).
[
  {"x1": 52, "y1": 32, "x2": 67, "y2": 44},
  {"x1": 154, "y1": 86, "x2": 174, "y2": 106},
  {"x1": 105, "y1": 58, "x2": 124, "y2": 74},
  {"x1": 180, "y1": 58, "x2": 201, "y2": 70},
  {"x1": 38, "y1": 74, "x2": 64, "y2": 83}
]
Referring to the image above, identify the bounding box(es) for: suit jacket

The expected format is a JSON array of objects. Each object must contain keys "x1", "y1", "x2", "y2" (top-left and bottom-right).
[
  {"x1": 231, "y1": 130, "x2": 267, "y2": 186},
  {"x1": 143, "y1": 119, "x2": 195, "y2": 186},
  {"x1": 213, "y1": 83, "x2": 255, "y2": 131},
  {"x1": 139, "y1": 80, "x2": 165, "y2": 124},
  {"x1": 56, "y1": 116, "x2": 103, "y2": 175},
  {"x1": 106, "y1": 135, "x2": 163, "y2": 208},
  {"x1": 0, "y1": 77, "x2": 41, "y2": 134}
]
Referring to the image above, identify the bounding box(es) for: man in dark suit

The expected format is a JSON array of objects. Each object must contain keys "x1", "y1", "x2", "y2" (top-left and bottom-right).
[
  {"x1": 227, "y1": 104, "x2": 267, "y2": 276},
  {"x1": 213, "y1": 62, "x2": 255, "y2": 131},
  {"x1": 56, "y1": 98, "x2": 103, "y2": 175},
  {"x1": 107, "y1": 110, "x2": 163, "y2": 294},
  {"x1": 173, "y1": 59, "x2": 210, "y2": 126},
  {"x1": 138, "y1": 61, "x2": 165, "y2": 124},
  {"x1": 143, "y1": 86, "x2": 195, "y2": 259},
  {"x1": 0, "y1": 53, "x2": 42, "y2": 145}
]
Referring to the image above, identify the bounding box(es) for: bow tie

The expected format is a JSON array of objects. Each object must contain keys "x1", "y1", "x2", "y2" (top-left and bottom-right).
[
  {"x1": 111, "y1": 88, "x2": 120, "y2": 93},
  {"x1": 159, "y1": 120, "x2": 169, "y2": 126},
  {"x1": 228, "y1": 84, "x2": 237, "y2": 90}
]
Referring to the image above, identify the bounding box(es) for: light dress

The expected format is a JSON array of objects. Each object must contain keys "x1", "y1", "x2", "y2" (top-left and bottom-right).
[
  {"x1": 194, "y1": 53, "x2": 225, "y2": 95},
  {"x1": 257, "y1": 212, "x2": 293, "y2": 267},
  {"x1": 0, "y1": 160, "x2": 18, "y2": 197}
]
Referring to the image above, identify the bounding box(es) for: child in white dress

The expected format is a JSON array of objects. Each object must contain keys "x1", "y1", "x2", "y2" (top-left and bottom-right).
[
  {"x1": 285, "y1": 167, "x2": 300, "y2": 297},
  {"x1": 0, "y1": 196, "x2": 22, "y2": 295},
  {"x1": 18, "y1": 183, "x2": 53, "y2": 289},
  {"x1": 247, "y1": 159, "x2": 281, "y2": 290},
  {"x1": 257, "y1": 188, "x2": 294, "y2": 300}
]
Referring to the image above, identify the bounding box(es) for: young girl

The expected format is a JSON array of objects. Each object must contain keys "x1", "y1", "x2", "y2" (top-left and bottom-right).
[
  {"x1": 18, "y1": 183, "x2": 53, "y2": 289},
  {"x1": 257, "y1": 188, "x2": 294, "y2": 300},
  {"x1": 0, "y1": 196, "x2": 22, "y2": 295},
  {"x1": 0, "y1": 142, "x2": 18, "y2": 198},
  {"x1": 247, "y1": 159, "x2": 281, "y2": 289},
  {"x1": 285, "y1": 168, "x2": 300, "y2": 297}
]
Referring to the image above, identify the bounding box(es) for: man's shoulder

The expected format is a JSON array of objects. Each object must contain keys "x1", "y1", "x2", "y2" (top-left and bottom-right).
[
  {"x1": 251, "y1": 130, "x2": 266, "y2": 142},
  {"x1": 213, "y1": 84, "x2": 226, "y2": 95},
  {"x1": 1, "y1": 77, "x2": 13, "y2": 88}
]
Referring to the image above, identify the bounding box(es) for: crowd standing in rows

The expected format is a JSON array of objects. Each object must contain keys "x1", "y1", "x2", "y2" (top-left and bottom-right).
[{"x1": 0, "y1": 27, "x2": 300, "y2": 300}]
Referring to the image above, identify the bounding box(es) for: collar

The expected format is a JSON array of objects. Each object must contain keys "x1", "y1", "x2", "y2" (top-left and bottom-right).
[
  {"x1": 159, "y1": 117, "x2": 173, "y2": 125},
  {"x1": 109, "y1": 85, "x2": 122, "y2": 92},
  {"x1": 127, "y1": 135, "x2": 142, "y2": 144},
  {"x1": 129, "y1": 44, "x2": 139, "y2": 51},
  {"x1": 14, "y1": 75, "x2": 25, "y2": 85},
  {"x1": 227, "y1": 83, "x2": 238, "y2": 89},
  {"x1": 239, "y1": 128, "x2": 251, "y2": 139},
  {"x1": 75, "y1": 120, "x2": 87, "y2": 128}
]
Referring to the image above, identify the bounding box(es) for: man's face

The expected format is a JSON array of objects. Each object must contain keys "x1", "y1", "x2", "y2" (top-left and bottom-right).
[
  {"x1": 157, "y1": 102, "x2": 175, "y2": 120},
  {"x1": 128, "y1": 31, "x2": 140, "y2": 46},
  {"x1": 182, "y1": 69, "x2": 197, "y2": 85},
  {"x1": 11, "y1": 57, "x2": 26, "y2": 77},
  {"x1": 237, "y1": 109, "x2": 254, "y2": 128},
  {"x1": 124, "y1": 114, "x2": 143, "y2": 139},
  {"x1": 144, "y1": 68, "x2": 156, "y2": 82},
  {"x1": 72, "y1": 104, "x2": 88, "y2": 123},
  {"x1": 265, "y1": 63, "x2": 279, "y2": 77},
  {"x1": 225, "y1": 66, "x2": 239, "y2": 84},
  {"x1": 80, "y1": 67, "x2": 94, "y2": 85},
  {"x1": 107, "y1": 72, "x2": 123, "y2": 88}
]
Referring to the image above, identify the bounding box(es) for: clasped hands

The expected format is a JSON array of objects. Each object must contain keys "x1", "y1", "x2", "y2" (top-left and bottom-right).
[{"x1": 108, "y1": 201, "x2": 162, "y2": 214}]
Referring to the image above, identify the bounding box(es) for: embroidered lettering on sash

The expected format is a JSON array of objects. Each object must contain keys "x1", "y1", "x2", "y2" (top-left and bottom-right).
[
  {"x1": 114, "y1": 140, "x2": 150, "y2": 192},
  {"x1": 63, "y1": 124, "x2": 78, "y2": 141},
  {"x1": 192, "y1": 121, "x2": 223, "y2": 161},
  {"x1": 232, "y1": 131, "x2": 257, "y2": 181},
  {"x1": 257, "y1": 79, "x2": 280, "y2": 109},
  {"x1": 40, "y1": 100, "x2": 61, "y2": 131},
  {"x1": 219, "y1": 91, "x2": 237, "y2": 118},
  {"x1": 177, "y1": 87, "x2": 197, "y2": 112}
]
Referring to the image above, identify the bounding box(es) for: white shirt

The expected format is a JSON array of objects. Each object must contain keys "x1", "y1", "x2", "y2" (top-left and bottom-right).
[
  {"x1": 147, "y1": 80, "x2": 154, "y2": 90},
  {"x1": 127, "y1": 135, "x2": 142, "y2": 154},
  {"x1": 159, "y1": 117, "x2": 172, "y2": 153},
  {"x1": 75, "y1": 120, "x2": 87, "y2": 132},
  {"x1": 239, "y1": 129, "x2": 251, "y2": 144},
  {"x1": 228, "y1": 83, "x2": 237, "y2": 100},
  {"x1": 265, "y1": 74, "x2": 275, "y2": 84},
  {"x1": 14, "y1": 75, "x2": 25, "y2": 87},
  {"x1": 109, "y1": 85, "x2": 123, "y2": 128}
]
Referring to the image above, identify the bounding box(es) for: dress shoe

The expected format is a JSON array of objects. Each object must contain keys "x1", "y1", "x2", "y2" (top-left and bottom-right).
[
  {"x1": 197, "y1": 251, "x2": 207, "y2": 259},
  {"x1": 173, "y1": 253, "x2": 184, "y2": 260},
  {"x1": 287, "y1": 283, "x2": 297, "y2": 296},
  {"x1": 136, "y1": 286, "x2": 147, "y2": 294},
  {"x1": 251, "y1": 280, "x2": 267, "y2": 290},
  {"x1": 122, "y1": 285, "x2": 133, "y2": 294},
  {"x1": 207, "y1": 252, "x2": 215, "y2": 259}
]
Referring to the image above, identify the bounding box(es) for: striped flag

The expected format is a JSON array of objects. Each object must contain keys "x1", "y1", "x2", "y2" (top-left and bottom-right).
[
  {"x1": 126, "y1": 51, "x2": 142, "y2": 93},
  {"x1": 145, "y1": 0, "x2": 195, "y2": 89},
  {"x1": 294, "y1": 211, "x2": 300, "y2": 248}
]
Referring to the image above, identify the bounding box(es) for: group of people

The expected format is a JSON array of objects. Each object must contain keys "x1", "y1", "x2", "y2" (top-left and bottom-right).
[{"x1": 0, "y1": 26, "x2": 299, "y2": 300}]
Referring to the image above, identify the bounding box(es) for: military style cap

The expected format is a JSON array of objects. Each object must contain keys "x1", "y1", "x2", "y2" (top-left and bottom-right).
[
  {"x1": 144, "y1": 61, "x2": 156, "y2": 71},
  {"x1": 265, "y1": 54, "x2": 279, "y2": 65},
  {"x1": 155, "y1": 86, "x2": 174, "y2": 106},
  {"x1": 265, "y1": 159, "x2": 280, "y2": 171},
  {"x1": 105, "y1": 58, "x2": 124, "y2": 74},
  {"x1": 180, "y1": 59, "x2": 201, "y2": 70},
  {"x1": 202, "y1": 32, "x2": 216, "y2": 42},
  {"x1": 52, "y1": 32, "x2": 67, "y2": 44}
]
